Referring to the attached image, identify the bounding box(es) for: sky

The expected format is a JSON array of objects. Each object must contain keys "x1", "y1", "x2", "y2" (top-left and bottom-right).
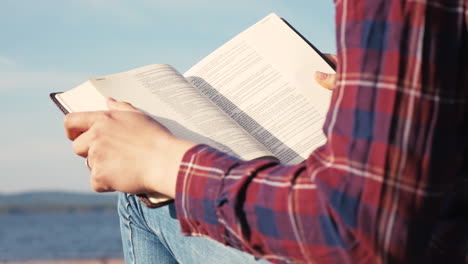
[{"x1": 0, "y1": 1, "x2": 336, "y2": 193}]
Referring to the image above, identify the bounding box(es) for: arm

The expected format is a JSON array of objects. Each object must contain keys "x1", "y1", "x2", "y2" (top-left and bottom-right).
[{"x1": 175, "y1": 145, "x2": 352, "y2": 263}]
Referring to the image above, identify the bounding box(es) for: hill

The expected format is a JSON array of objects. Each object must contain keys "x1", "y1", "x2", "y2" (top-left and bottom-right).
[{"x1": 0, "y1": 191, "x2": 119, "y2": 214}]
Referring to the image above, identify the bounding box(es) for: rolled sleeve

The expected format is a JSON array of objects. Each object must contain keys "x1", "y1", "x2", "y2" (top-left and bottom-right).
[{"x1": 175, "y1": 145, "x2": 280, "y2": 248}]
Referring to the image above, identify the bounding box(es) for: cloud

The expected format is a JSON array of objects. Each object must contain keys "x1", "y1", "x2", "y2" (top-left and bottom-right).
[
  {"x1": 70, "y1": 0, "x2": 151, "y2": 24},
  {"x1": 0, "y1": 138, "x2": 67, "y2": 162},
  {"x1": 0, "y1": 138, "x2": 91, "y2": 193},
  {"x1": 72, "y1": 0, "x2": 267, "y2": 25},
  {"x1": 0, "y1": 56, "x2": 15, "y2": 67},
  {"x1": 0, "y1": 113, "x2": 92, "y2": 193},
  {"x1": 0, "y1": 70, "x2": 87, "y2": 92},
  {"x1": 0, "y1": 56, "x2": 88, "y2": 92}
]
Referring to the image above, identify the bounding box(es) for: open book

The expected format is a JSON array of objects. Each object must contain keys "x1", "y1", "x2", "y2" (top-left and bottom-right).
[{"x1": 51, "y1": 13, "x2": 335, "y2": 202}]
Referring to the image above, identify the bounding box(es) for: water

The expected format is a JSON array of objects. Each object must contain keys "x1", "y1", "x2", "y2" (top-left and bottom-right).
[{"x1": 0, "y1": 211, "x2": 124, "y2": 262}]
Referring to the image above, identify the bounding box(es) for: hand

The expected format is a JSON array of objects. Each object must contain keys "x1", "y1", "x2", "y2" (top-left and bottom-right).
[
  {"x1": 63, "y1": 98, "x2": 196, "y2": 197},
  {"x1": 315, "y1": 54, "x2": 337, "y2": 90}
]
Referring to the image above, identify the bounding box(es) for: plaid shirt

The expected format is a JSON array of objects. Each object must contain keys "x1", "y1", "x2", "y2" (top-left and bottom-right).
[{"x1": 174, "y1": 0, "x2": 468, "y2": 263}]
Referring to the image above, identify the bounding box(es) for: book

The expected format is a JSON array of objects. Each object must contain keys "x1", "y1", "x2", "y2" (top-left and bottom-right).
[{"x1": 51, "y1": 13, "x2": 335, "y2": 202}]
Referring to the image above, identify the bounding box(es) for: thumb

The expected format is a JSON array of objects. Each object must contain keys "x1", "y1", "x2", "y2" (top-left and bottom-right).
[
  {"x1": 314, "y1": 71, "x2": 336, "y2": 90},
  {"x1": 106, "y1": 97, "x2": 140, "y2": 112}
]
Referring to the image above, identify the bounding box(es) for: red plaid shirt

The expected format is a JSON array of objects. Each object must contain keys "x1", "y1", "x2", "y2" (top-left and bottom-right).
[{"x1": 174, "y1": 0, "x2": 468, "y2": 263}]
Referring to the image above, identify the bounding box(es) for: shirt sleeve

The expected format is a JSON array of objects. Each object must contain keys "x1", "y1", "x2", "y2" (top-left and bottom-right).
[{"x1": 174, "y1": 1, "x2": 468, "y2": 263}]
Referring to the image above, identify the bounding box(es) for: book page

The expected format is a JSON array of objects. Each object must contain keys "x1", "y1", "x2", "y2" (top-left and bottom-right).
[
  {"x1": 184, "y1": 13, "x2": 335, "y2": 164},
  {"x1": 55, "y1": 81, "x2": 108, "y2": 113},
  {"x1": 83, "y1": 64, "x2": 272, "y2": 161}
]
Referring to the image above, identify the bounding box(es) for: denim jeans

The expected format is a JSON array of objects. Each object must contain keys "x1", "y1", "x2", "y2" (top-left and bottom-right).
[{"x1": 118, "y1": 193, "x2": 269, "y2": 264}]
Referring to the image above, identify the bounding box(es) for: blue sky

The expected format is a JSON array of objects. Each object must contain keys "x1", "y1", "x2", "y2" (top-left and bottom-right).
[{"x1": 0, "y1": 1, "x2": 336, "y2": 193}]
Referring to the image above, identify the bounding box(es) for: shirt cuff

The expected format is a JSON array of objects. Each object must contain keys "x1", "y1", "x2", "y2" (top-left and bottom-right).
[{"x1": 175, "y1": 144, "x2": 240, "y2": 244}]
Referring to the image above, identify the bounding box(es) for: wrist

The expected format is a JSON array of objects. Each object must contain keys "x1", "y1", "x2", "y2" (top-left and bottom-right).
[{"x1": 149, "y1": 135, "x2": 196, "y2": 198}]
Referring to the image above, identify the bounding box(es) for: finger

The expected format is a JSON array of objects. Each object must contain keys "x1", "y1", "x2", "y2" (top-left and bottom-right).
[
  {"x1": 315, "y1": 71, "x2": 336, "y2": 90},
  {"x1": 89, "y1": 165, "x2": 115, "y2": 193},
  {"x1": 72, "y1": 130, "x2": 94, "y2": 157},
  {"x1": 324, "y1": 53, "x2": 338, "y2": 66},
  {"x1": 107, "y1": 98, "x2": 140, "y2": 112},
  {"x1": 64, "y1": 112, "x2": 101, "y2": 141}
]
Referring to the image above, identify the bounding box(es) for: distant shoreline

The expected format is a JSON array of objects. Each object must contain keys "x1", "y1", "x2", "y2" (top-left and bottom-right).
[
  {"x1": 0, "y1": 191, "x2": 119, "y2": 215},
  {"x1": 0, "y1": 259, "x2": 124, "y2": 264}
]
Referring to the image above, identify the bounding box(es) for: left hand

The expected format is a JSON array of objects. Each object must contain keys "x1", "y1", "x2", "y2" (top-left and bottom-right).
[
  {"x1": 315, "y1": 54, "x2": 337, "y2": 90},
  {"x1": 63, "y1": 98, "x2": 196, "y2": 197}
]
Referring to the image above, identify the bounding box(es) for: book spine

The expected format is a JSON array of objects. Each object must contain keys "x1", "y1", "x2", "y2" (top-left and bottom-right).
[{"x1": 281, "y1": 18, "x2": 337, "y2": 71}]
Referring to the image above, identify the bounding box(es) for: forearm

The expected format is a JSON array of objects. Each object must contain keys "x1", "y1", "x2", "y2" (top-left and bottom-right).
[{"x1": 174, "y1": 145, "x2": 365, "y2": 263}]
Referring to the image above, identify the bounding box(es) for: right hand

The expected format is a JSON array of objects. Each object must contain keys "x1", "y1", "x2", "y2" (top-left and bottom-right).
[
  {"x1": 64, "y1": 98, "x2": 196, "y2": 197},
  {"x1": 315, "y1": 54, "x2": 337, "y2": 90}
]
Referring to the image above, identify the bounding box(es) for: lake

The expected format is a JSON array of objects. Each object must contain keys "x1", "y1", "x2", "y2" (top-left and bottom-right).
[{"x1": 0, "y1": 211, "x2": 123, "y2": 262}]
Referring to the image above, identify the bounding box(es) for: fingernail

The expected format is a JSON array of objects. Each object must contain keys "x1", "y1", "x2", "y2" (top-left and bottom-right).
[{"x1": 315, "y1": 71, "x2": 328, "y2": 80}]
